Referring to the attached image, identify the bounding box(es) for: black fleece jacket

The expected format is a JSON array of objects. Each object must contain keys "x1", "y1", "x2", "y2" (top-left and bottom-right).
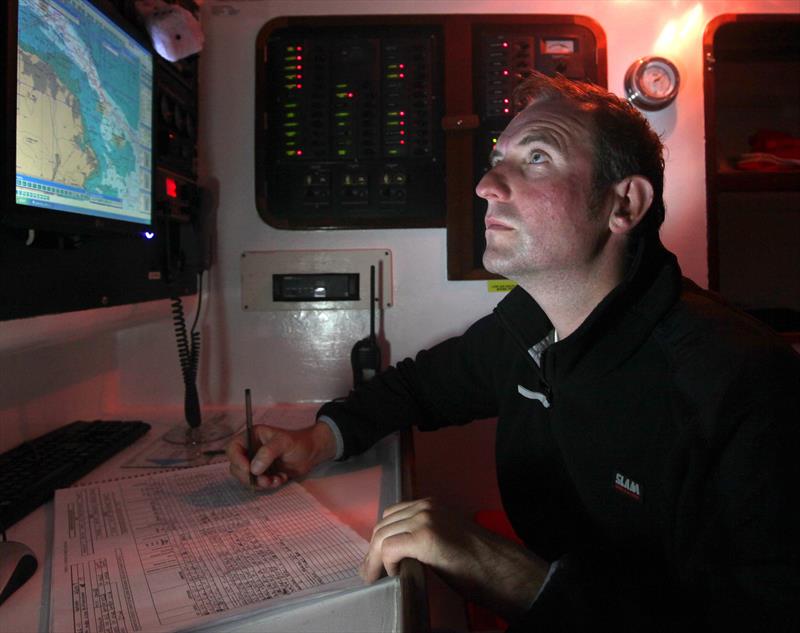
[{"x1": 318, "y1": 239, "x2": 800, "y2": 631}]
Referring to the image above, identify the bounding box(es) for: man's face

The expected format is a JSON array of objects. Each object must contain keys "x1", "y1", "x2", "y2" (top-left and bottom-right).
[{"x1": 476, "y1": 100, "x2": 611, "y2": 281}]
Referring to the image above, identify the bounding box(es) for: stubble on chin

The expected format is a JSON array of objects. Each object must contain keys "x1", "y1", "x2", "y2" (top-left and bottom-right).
[{"x1": 482, "y1": 246, "x2": 515, "y2": 278}]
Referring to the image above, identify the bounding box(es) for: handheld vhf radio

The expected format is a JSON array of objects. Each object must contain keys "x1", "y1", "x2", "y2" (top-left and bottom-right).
[{"x1": 351, "y1": 265, "x2": 381, "y2": 387}]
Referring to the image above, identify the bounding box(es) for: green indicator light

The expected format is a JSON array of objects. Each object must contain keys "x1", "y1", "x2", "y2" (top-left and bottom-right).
[
  {"x1": 335, "y1": 83, "x2": 348, "y2": 89},
  {"x1": 286, "y1": 112, "x2": 296, "y2": 119},
  {"x1": 337, "y1": 121, "x2": 348, "y2": 127},
  {"x1": 285, "y1": 131, "x2": 297, "y2": 137},
  {"x1": 386, "y1": 73, "x2": 398, "y2": 79},
  {"x1": 388, "y1": 149, "x2": 399, "y2": 155},
  {"x1": 386, "y1": 121, "x2": 399, "y2": 127},
  {"x1": 285, "y1": 102, "x2": 298, "y2": 109},
  {"x1": 334, "y1": 112, "x2": 350, "y2": 118},
  {"x1": 283, "y1": 122, "x2": 298, "y2": 128},
  {"x1": 337, "y1": 149, "x2": 348, "y2": 156},
  {"x1": 286, "y1": 150, "x2": 296, "y2": 156}
]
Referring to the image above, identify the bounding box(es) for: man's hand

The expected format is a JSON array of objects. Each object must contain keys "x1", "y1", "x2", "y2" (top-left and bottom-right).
[
  {"x1": 361, "y1": 498, "x2": 549, "y2": 621},
  {"x1": 226, "y1": 421, "x2": 337, "y2": 489}
]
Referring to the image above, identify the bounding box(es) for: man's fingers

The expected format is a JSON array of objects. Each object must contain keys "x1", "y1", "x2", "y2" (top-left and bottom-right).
[
  {"x1": 361, "y1": 529, "x2": 429, "y2": 582},
  {"x1": 225, "y1": 433, "x2": 249, "y2": 467},
  {"x1": 228, "y1": 462, "x2": 250, "y2": 486},
  {"x1": 226, "y1": 434, "x2": 253, "y2": 485},
  {"x1": 254, "y1": 471, "x2": 288, "y2": 489},
  {"x1": 379, "y1": 497, "x2": 433, "y2": 521},
  {"x1": 362, "y1": 518, "x2": 410, "y2": 582},
  {"x1": 250, "y1": 427, "x2": 291, "y2": 475},
  {"x1": 225, "y1": 426, "x2": 291, "y2": 487},
  {"x1": 381, "y1": 532, "x2": 418, "y2": 578},
  {"x1": 362, "y1": 510, "x2": 434, "y2": 582},
  {"x1": 225, "y1": 423, "x2": 322, "y2": 491}
]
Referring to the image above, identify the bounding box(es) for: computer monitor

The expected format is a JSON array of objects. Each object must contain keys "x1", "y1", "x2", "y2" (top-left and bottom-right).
[{"x1": 4, "y1": 0, "x2": 154, "y2": 235}]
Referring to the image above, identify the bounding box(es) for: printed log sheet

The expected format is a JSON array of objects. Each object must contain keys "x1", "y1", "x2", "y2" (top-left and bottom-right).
[{"x1": 49, "y1": 462, "x2": 369, "y2": 632}]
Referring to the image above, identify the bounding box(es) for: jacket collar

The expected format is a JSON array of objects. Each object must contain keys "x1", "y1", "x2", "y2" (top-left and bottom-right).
[{"x1": 494, "y1": 237, "x2": 682, "y2": 383}]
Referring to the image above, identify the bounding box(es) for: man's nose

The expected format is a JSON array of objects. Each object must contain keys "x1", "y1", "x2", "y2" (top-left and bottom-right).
[{"x1": 475, "y1": 167, "x2": 511, "y2": 201}]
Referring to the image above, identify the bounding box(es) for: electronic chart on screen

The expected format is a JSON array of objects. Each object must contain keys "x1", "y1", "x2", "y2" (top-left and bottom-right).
[{"x1": 15, "y1": 0, "x2": 153, "y2": 226}]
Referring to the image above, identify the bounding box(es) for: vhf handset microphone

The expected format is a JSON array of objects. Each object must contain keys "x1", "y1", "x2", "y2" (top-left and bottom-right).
[{"x1": 351, "y1": 265, "x2": 381, "y2": 387}]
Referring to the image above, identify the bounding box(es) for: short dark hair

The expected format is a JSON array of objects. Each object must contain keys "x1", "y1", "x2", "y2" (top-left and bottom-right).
[{"x1": 512, "y1": 72, "x2": 665, "y2": 246}]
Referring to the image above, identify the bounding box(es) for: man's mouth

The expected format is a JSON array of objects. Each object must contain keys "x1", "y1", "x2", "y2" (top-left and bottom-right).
[{"x1": 485, "y1": 216, "x2": 514, "y2": 231}]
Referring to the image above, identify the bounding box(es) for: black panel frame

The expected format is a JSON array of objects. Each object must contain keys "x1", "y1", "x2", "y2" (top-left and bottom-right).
[{"x1": 256, "y1": 17, "x2": 446, "y2": 230}]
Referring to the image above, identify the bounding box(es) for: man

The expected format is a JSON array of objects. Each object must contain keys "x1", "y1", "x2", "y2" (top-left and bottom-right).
[{"x1": 228, "y1": 73, "x2": 800, "y2": 630}]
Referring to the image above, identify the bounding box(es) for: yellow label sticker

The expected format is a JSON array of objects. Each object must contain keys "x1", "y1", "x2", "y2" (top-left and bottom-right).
[{"x1": 487, "y1": 280, "x2": 517, "y2": 293}]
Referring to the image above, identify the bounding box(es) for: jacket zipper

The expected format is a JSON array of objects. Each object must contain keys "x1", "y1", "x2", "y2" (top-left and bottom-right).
[{"x1": 495, "y1": 307, "x2": 554, "y2": 404}]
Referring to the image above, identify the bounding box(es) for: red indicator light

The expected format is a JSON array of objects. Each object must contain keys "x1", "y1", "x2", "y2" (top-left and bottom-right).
[
  {"x1": 399, "y1": 121, "x2": 405, "y2": 126},
  {"x1": 399, "y1": 63, "x2": 405, "y2": 69},
  {"x1": 399, "y1": 73, "x2": 405, "y2": 78},
  {"x1": 297, "y1": 45, "x2": 303, "y2": 51},
  {"x1": 503, "y1": 108, "x2": 510, "y2": 114},
  {"x1": 502, "y1": 41, "x2": 509, "y2": 48},
  {"x1": 297, "y1": 74, "x2": 303, "y2": 79},
  {"x1": 347, "y1": 92, "x2": 354, "y2": 98},
  {"x1": 400, "y1": 130, "x2": 405, "y2": 136},
  {"x1": 503, "y1": 98, "x2": 510, "y2": 103},
  {"x1": 165, "y1": 177, "x2": 178, "y2": 198},
  {"x1": 297, "y1": 149, "x2": 304, "y2": 156},
  {"x1": 296, "y1": 65, "x2": 302, "y2": 70},
  {"x1": 296, "y1": 84, "x2": 303, "y2": 89},
  {"x1": 503, "y1": 69, "x2": 509, "y2": 76},
  {"x1": 399, "y1": 111, "x2": 405, "y2": 116},
  {"x1": 296, "y1": 55, "x2": 303, "y2": 61}
]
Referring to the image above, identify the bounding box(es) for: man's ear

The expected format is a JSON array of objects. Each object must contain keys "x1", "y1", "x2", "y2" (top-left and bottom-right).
[{"x1": 608, "y1": 176, "x2": 654, "y2": 235}]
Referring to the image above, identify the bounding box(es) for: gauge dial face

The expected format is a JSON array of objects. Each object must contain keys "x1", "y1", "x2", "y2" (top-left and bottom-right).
[
  {"x1": 542, "y1": 39, "x2": 575, "y2": 54},
  {"x1": 624, "y1": 56, "x2": 680, "y2": 111},
  {"x1": 640, "y1": 62, "x2": 675, "y2": 98}
]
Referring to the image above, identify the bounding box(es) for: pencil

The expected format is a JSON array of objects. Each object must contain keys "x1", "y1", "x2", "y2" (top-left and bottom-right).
[{"x1": 245, "y1": 388, "x2": 256, "y2": 488}]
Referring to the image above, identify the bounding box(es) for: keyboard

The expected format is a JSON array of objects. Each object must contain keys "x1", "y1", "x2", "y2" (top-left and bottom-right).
[{"x1": 0, "y1": 420, "x2": 151, "y2": 529}]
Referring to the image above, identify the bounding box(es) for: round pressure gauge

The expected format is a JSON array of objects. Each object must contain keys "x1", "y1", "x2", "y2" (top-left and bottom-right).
[{"x1": 624, "y1": 56, "x2": 680, "y2": 111}]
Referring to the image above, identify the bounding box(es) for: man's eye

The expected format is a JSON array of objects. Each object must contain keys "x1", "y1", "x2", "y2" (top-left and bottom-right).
[{"x1": 529, "y1": 151, "x2": 547, "y2": 164}]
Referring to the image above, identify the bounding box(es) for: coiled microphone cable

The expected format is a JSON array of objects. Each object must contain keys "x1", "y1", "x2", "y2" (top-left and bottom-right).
[{"x1": 171, "y1": 272, "x2": 203, "y2": 428}]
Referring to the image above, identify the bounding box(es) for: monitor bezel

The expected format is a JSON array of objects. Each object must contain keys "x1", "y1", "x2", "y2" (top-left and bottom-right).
[{"x1": 3, "y1": 0, "x2": 155, "y2": 238}]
